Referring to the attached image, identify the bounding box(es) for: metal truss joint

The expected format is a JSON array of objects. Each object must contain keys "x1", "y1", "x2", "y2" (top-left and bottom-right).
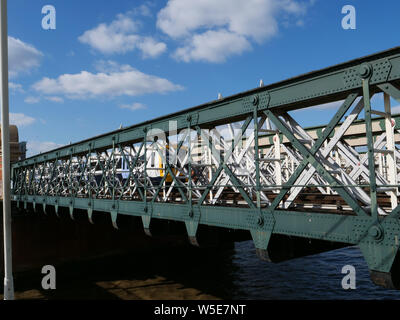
[{"x1": 359, "y1": 63, "x2": 373, "y2": 79}]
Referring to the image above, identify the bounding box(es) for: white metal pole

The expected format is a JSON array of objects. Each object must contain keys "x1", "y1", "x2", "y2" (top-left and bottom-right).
[
  {"x1": 1, "y1": 0, "x2": 14, "y2": 300},
  {"x1": 384, "y1": 92, "x2": 398, "y2": 209}
]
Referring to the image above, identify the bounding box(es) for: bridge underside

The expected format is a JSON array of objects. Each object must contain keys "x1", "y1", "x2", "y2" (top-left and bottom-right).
[{"x1": 11, "y1": 47, "x2": 400, "y2": 290}]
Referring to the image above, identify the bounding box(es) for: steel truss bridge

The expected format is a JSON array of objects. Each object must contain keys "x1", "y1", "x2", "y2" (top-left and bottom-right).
[{"x1": 11, "y1": 47, "x2": 400, "y2": 289}]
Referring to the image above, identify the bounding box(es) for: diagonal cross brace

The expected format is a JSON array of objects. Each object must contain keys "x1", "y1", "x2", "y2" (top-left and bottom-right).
[
  {"x1": 378, "y1": 83, "x2": 400, "y2": 104},
  {"x1": 281, "y1": 97, "x2": 385, "y2": 214},
  {"x1": 264, "y1": 92, "x2": 368, "y2": 217},
  {"x1": 222, "y1": 163, "x2": 257, "y2": 209},
  {"x1": 282, "y1": 96, "x2": 366, "y2": 206},
  {"x1": 162, "y1": 135, "x2": 199, "y2": 201},
  {"x1": 212, "y1": 116, "x2": 270, "y2": 204},
  {"x1": 119, "y1": 143, "x2": 145, "y2": 200},
  {"x1": 153, "y1": 141, "x2": 188, "y2": 203},
  {"x1": 266, "y1": 109, "x2": 368, "y2": 216},
  {"x1": 195, "y1": 115, "x2": 252, "y2": 206},
  {"x1": 150, "y1": 133, "x2": 188, "y2": 204}
]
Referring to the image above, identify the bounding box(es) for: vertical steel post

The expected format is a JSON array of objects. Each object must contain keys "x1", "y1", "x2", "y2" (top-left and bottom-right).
[
  {"x1": 162, "y1": 144, "x2": 166, "y2": 199},
  {"x1": 384, "y1": 93, "x2": 398, "y2": 209},
  {"x1": 253, "y1": 105, "x2": 261, "y2": 210},
  {"x1": 1, "y1": 0, "x2": 14, "y2": 300},
  {"x1": 112, "y1": 141, "x2": 115, "y2": 201},
  {"x1": 143, "y1": 129, "x2": 147, "y2": 208},
  {"x1": 68, "y1": 153, "x2": 72, "y2": 197},
  {"x1": 325, "y1": 140, "x2": 331, "y2": 194},
  {"x1": 274, "y1": 132, "x2": 282, "y2": 191},
  {"x1": 362, "y1": 77, "x2": 378, "y2": 219},
  {"x1": 87, "y1": 147, "x2": 91, "y2": 199},
  {"x1": 187, "y1": 120, "x2": 192, "y2": 214}
]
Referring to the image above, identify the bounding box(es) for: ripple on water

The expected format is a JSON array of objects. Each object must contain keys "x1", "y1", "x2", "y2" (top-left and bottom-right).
[{"x1": 231, "y1": 241, "x2": 400, "y2": 300}]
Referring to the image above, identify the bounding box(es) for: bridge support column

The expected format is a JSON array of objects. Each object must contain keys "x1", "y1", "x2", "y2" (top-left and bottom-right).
[
  {"x1": 141, "y1": 215, "x2": 151, "y2": 236},
  {"x1": 87, "y1": 207, "x2": 94, "y2": 224},
  {"x1": 250, "y1": 213, "x2": 275, "y2": 261},
  {"x1": 357, "y1": 219, "x2": 400, "y2": 289},
  {"x1": 185, "y1": 220, "x2": 199, "y2": 247},
  {"x1": 360, "y1": 242, "x2": 400, "y2": 289},
  {"x1": 110, "y1": 210, "x2": 118, "y2": 230},
  {"x1": 250, "y1": 229, "x2": 273, "y2": 261},
  {"x1": 69, "y1": 206, "x2": 74, "y2": 220}
]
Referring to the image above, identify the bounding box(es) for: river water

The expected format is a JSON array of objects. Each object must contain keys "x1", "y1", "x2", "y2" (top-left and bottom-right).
[
  {"x1": 6, "y1": 240, "x2": 400, "y2": 300},
  {"x1": 232, "y1": 241, "x2": 400, "y2": 299}
]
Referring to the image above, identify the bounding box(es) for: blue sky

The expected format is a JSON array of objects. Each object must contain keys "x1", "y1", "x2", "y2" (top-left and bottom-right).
[{"x1": 6, "y1": 0, "x2": 400, "y2": 156}]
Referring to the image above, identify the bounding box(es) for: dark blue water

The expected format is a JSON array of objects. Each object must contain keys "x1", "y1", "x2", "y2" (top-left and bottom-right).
[
  {"x1": 231, "y1": 241, "x2": 400, "y2": 299},
  {"x1": 11, "y1": 239, "x2": 400, "y2": 300}
]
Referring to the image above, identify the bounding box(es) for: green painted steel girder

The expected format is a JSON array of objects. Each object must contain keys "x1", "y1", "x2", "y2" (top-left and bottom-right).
[{"x1": 14, "y1": 194, "x2": 359, "y2": 244}]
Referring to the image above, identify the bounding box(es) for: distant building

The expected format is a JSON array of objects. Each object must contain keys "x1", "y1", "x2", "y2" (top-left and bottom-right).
[
  {"x1": 0, "y1": 125, "x2": 27, "y2": 196},
  {"x1": 18, "y1": 141, "x2": 27, "y2": 161}
]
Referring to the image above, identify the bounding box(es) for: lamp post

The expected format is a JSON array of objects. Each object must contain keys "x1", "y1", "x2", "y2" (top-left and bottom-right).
[{"x1": 1, "y1": 0, "x2": 14, "y2": 300}]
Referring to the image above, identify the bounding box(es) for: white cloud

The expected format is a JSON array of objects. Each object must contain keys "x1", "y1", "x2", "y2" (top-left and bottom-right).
[
  {"x1": 132, "y1": 3, "x2": 153, "y2": 17},
  {"x1": 138, "y1": 37, "x2": 167, "y2": 58},
  {"x1": 94, "y1": 60, "x2": 132, "y2": 73},
  {"x1": 9, "y1": 82, "x2": 23, "y2": 93},
  {"x1": 9, "y1": 113, "x2": 35, "y2": 127},
  {"x1": 157, "y1": 0, "x2": 308, "y2": 63},
  {"x1": 45, "y1": 96, "x2": 64, "y2": 103},
  {"x1": 32, "y1": 61, "x2": 183, "y2": 99},
  {"x1": 174, "y1": 30, "x2": 251, "y2": 63},
  {"x1": 27, "y1": 141, "x2": 63, "y2": 157},
  {"x1": 78, "y1": 13, "x2": 140, "y2": 54},
  {"x1": 78, "y1": 13, "x2": 166, "y2": 58},
  {"x1": 9, "y1": 36, "x2": 43, "y2": 77},
  {"x1": 120, "y1": 102, "x2": 147, "y2": 111},
  {"x1": 24, "y1": 96, "x2": 40, "y2": 104}
]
